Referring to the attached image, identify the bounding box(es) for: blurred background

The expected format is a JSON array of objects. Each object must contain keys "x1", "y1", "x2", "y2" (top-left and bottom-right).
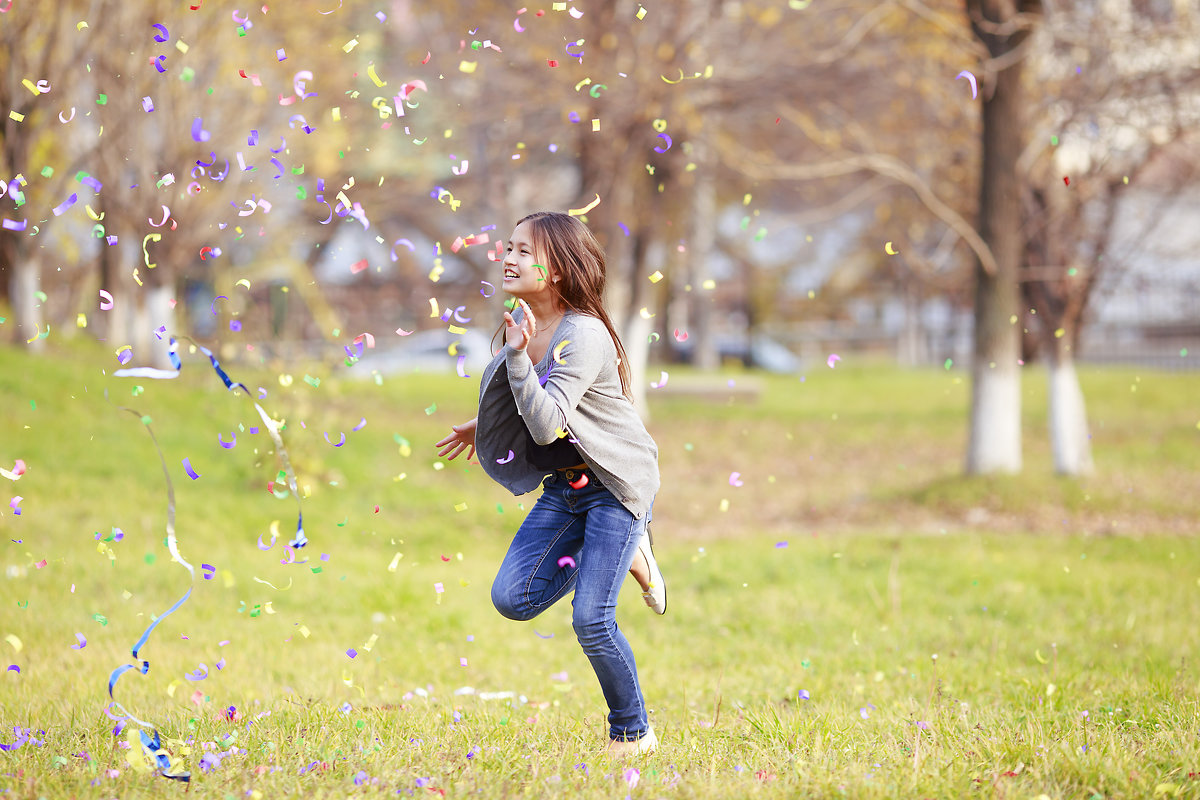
[{"x1": 1, "y1": 0, "x2": 1198, "y2": 476}]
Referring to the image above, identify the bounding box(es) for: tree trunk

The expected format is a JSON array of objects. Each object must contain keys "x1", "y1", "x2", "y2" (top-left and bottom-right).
[
  {"x1": 1045, "y1": 340, "x2": 1093, "y2": 475},
  {"x1": 9, "y1": 250, "x2": 44, "y2": 352},
  {"x1": 965, "y1": 0, "x2": 1039, "y2": 474},
  {"x1": 687, "y1": 140, "x2": 720, "y2": 370}
]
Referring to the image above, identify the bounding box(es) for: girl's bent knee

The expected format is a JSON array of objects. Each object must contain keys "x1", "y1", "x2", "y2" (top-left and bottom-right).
[{"x1": 491, "y1": 581, "x2": 533, "y2": 621}]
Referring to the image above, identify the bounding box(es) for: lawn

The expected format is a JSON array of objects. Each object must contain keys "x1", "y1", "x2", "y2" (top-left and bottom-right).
[{"x1": 1, "y1": 339, "x2": 1198, "y2": 798}]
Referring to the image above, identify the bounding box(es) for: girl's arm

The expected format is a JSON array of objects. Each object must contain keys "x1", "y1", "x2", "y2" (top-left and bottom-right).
[{"x1": 506, "y1": 324, "x2": 607, "y2": 445}]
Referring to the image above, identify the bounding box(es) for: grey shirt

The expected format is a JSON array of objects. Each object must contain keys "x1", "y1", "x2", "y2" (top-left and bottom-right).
[{"x1": 474, "y1": 311, "x2": 660, "y2": 519}]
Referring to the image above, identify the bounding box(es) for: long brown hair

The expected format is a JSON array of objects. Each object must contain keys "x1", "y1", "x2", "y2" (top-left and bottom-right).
[{"x1": 496, "y1": 211, "x2": 633, "y2": 399}]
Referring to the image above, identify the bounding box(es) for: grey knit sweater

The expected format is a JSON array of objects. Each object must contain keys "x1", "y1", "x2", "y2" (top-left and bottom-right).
[{"x1": 474, "y1": 311, "x2": 660, "y2": 519}]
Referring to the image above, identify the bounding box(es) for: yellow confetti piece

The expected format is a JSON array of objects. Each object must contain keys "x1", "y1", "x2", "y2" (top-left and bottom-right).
[
  {"x1": 553, "y1": 339, "x2": 570, "y2": 363},
  {"x1": 4, "y1": 634, "x2": 22, "y2": 652},
  {"x1": 77, "y1": 20, "x2": 88, "y2": 30},
  {"x1": 636, "y1": 5, "x2": 647, "y2": 19},
  {"x1": 455, "y1": 502, "x2": 468, "y2": 512},
  {"x1": 76, "y1": 313, "x2": 87, "y2": 328},
  {"x1": 429, "y1": 298, "x2": 441, "y2": 317},
  {"x1": 702, "y1": 279, "x2": 716, "y2": 290},
  {"x1": 719, "y1": 498, "x2": 730, "y2": 512},
  {"x1": 367, "y1": 63, "x2": 387, "y2": 87},
  {"x1": 884, "y1": 241, "x2": 898, "y2": 255},
  {"x1": 648, "y1": 271, "x2": 663, "y2": 283},
  {"x1": 568, "y1": 193, "x2": 601, "y2": 216},
  {"x1": 235, "y1": 278, "x2": 251, "y2": 289},
  {"x1": 175, "y1": 40, "x2": 189, "y2": 54},
  {"x1": 9, "y1": 111, "x2": 25, "y2": 123},
  {"x1": 342, "y1": 38, "x2": 359, "y2": 53},
  {"x1": 459, "y1": 60, "x2": 477, "y2": 73},
  {"x1": 132, "y1": 268, "x2": 143, "y2": 287},
  {"x1": 639, "y1": 307, "x2": 654, "y2": 319},
  {"x1": 447, "y1": 324, "x2": 466, "y2": 335},
  {"x1": 387, "y1": 552, "x2": 403, "y2": 572},
  {"x1": 361, "y1": 633, "x2": 379, "y2": 652},
  {"x1": 166, "y1": 679, "x2": 182, "y2": 697},
  {"x1": 591, "y1": 118, "x2": 600, "y2": 132},
  {"x1": 552, "y1": 1, "x2": 566, "y2": 9},
  {"x1": 21, "y1": 79, "x2": 39, "y2": 95},
  {"x1": 331, "y1": 107, "x2": 341, "y2": 121},
  {"x1": 297, "y1": 625, "x2": 311, "y2": 638},
  {"x1": 142, "y1": 233, "x2": 161, "y2": 268}
]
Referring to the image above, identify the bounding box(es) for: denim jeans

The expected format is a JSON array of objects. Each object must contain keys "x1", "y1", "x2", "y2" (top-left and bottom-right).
[{"x1": 490, "y1": 469, "x2": 652, "y2": 742}]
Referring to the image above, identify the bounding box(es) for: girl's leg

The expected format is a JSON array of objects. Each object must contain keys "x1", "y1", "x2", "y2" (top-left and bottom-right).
[
  {"x1": 570, "y1": 491, "x2": 651, "y2": 742},
  {"x1": 491, "y1": 479, "x2": 585, "y2": 621}
]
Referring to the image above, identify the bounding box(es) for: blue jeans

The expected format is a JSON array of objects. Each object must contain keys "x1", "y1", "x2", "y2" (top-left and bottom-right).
[{"x1": 491, "y1": 470, "x2": 651, "y2": 741}]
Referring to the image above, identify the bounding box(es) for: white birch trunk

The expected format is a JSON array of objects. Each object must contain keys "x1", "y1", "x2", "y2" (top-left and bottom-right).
[
  {"x1": 1047, "y1": 352, "x2": 1093, "y2": 475},
  {"x1": 624, "y1": 312, "x2": 651, "y2": 422},
  {"x1": 11, "y1": 253, "x2": 44, "y2": 352},
  {"x1": 966, "y1": 360, "x2": 1022, "y2": 473}
]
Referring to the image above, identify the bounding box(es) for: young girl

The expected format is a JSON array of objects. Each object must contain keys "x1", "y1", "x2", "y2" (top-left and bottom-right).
[{"x1": 435, "y1": 211, "x2": 666, "y2": 756}]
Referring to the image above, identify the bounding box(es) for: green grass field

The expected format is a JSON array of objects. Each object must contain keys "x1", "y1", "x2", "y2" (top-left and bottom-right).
[{"x1": 1, "y1": 340, "x2": 1198, "y2": 798}]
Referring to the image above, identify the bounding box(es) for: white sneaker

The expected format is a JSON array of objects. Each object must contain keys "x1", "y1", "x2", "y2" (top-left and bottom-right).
[
  {"x1": 606, "y1": 726, "x2": 658, "y2": 757},
  {"x1": 634, "y1": 529, "x2": 667, "y2": 615}
]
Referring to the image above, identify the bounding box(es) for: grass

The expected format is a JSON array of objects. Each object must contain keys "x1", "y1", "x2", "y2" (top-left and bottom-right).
[{"x1": 1, "y1": 339, "x2": 1198, "y2": 798}]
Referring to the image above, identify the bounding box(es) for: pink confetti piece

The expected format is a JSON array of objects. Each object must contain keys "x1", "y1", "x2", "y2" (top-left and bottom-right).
[
  {"x1": 729, "y1": 472, "x2": 744, "y2": 487},
  {"x1": 434, "y1": 582, "x2": 444, "y2": 594},
  {"x1": 650, "y1": 371, "x2": 669, "y2": 389},
  {"x1": 98, "y1": 290, "x2": 114, "y2": 310},
  {"x1": 9, "y1": 496, "x2": 22, "y2": 515},
  {"x1": 673, "y1": 328, "x2": 688, "y2": 342},
  {"x1": 460, "y1": 657, "x2": 468, "y2": 667},
  {"x1": 350, "y1": 259, "x2": 368, "y2": 274},
  {"x1": 826, "y1": 354, "x2": 841, "y2": 368},
  {"x1": 182, "y1": 457, "x2": 201, "y2": 480},
  {"x1": 557, "y1": 556, "x2": 576, "y2": 569}
]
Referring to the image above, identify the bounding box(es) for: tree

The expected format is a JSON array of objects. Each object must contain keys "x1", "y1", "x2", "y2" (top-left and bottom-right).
[{"x1": 964, "y1": 0, "x2": 1042, "y2": 474}]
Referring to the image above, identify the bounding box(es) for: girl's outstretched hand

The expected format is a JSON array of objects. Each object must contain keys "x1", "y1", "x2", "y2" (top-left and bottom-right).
[
  {"x1": 504, "y1": 299, "x2": 535, "y2": 352},
  {"x1": 436, "y1": 417, "x2": 477, "y2": 461}
]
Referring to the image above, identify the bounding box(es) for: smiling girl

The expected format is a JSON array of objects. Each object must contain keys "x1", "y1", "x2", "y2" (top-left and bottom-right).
[{"x1": 435, "y1": 211, "x2": 665, "y2": 756}]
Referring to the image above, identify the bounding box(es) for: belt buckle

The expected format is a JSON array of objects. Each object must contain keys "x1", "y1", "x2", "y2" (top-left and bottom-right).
[{"x1": 563, "y1": 468, "x2": 577, "y2": 481}]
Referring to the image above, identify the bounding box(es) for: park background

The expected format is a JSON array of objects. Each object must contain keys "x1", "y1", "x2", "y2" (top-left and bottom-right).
[{"x1": 2, "y1": 0, "x2": 1199, "y2": 798}]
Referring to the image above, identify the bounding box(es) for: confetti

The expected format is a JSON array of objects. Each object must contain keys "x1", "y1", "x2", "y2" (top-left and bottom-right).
[
  {"x1": 955, "y1": 70, "x2": 978, "y2": 99},
  {"x1": 826, "y1": 354, "x2": 841, "y2": 368},
  {"x1": 182, "y1": 458, "x2": 201, "y2": 480},
  {"x1": 557, "y1": 556, "x2": 576, "y2": 569}
]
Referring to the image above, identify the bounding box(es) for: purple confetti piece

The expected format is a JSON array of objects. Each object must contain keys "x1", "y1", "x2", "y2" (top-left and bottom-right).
[
  {"x1": 141, "y1": 96, "x2": 155, "y2": 113},
  {"x1": 71, "y1": 633, "x2": 87, "y2": 650},
  {"x1": 182, "y1": 457, "x2": 200, "y2": 480},
  {"x1": 191, "y1": 117, "x2": 211, "y2": 143}
]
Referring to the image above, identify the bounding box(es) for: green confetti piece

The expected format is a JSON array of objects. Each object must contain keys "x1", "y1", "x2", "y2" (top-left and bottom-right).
[
  {"x1": 33, "y1": 291, "x2": 46, "y2": 302},
  {"x1": 291, "y1": 165, "x2": 305, "y2": 175},
  {"x1": 144, "y1": 553, "x2": 156, "y2": 565},
  {"x1": 93, "y1": 614, "x2": 108, "y2": 626},
  {"x1": 303, "y1": 374, "x2": 320, "y2": 388},
  {"x1": 141, "y1": 415, "x2": 152, "y2": 425},
  {"x1": 296, "y1": 186, "x2": 307, "y2": 200},
  {"x1": 29, "y1": 400, "x2": 35, "y2": 410},
  {"x1": 424, "y1": 403, "x2": 437, "y2": 415},
  {"x1": 180, "y1": 67, "x2": 195, "y2": 82},
  {"x1": 40, "y1": 166, "x2": 54, "y2": 178},
  {"x1": 311, "y1": 566, "x2": 323, "y2": 574},
  {"x1": 944, "y1": 358, "x2": 953, "y2": 370},
  {"x1": 96, "y1": 94, "x2": 107, "y2": 105}
]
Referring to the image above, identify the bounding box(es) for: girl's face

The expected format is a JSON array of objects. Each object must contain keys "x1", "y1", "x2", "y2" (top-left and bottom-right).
[{"x1": 501, "y1": 221, "x2": 555, "y2": 300}]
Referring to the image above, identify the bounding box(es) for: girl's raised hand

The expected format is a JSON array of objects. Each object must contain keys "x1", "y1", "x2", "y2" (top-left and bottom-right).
[
  {"x1": 436, "y1": 417, "x2": 477, "y2": 461},
  {"x1": 503, "y1": 300, "x2": 535, "y2": 352}
]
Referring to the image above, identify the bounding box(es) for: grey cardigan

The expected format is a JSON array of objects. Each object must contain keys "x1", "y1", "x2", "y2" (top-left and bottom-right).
[{"x1": 474, "y1": 311, "x2": 659, "y2": 519}]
